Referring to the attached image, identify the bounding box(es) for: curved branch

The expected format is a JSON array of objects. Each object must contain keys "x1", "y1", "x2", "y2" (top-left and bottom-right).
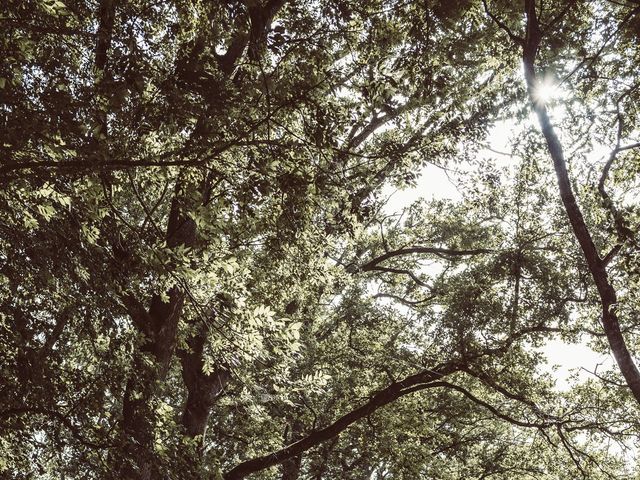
[
  {"x1": 372, "y1": 292, "x2": 436, "y2": 307},
  {"x1": 425, "y1": 381, "x2": 551, "y2": 429},
  {"x1": 346, "y1": 97, "x2": 421, "y2": 150},
  {"x1": 361, "y1": 246, "x2": 495, "y2": 271},
  {"x1": 223, "y1": 362, "x2": 461, "y2": 479},
  {"x1": 482, "y1": 0, "x2": 524, "y2": 45},
  {"x1": 364, "y1": 265, "x2": 433, "y2": 288}
]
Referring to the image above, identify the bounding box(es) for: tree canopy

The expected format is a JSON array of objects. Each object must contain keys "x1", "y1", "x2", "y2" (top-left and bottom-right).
[{"x1": 1, "y1": 0, "x2": 640, "y2": 478}]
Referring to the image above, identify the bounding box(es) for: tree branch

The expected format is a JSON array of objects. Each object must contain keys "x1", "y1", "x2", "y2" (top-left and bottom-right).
[
  {"x1": 223, "y1": 362, "x2": 461, "y2": 479},
  {"x1": 598, "y1": 102, "x2": 639, "y2": 247},
  {"x1": 363, "y1": 265, "x2": 432, "y2": 288},
  {"x1": 421, "y1": 381, "x2": 551, "y2": 429},
  {"x1": 217, "y1": 0, "x2": 289, "y2": 74},
  {"x1": 346, "y1": 98, "x2": 421, "y2": 150},
  {"x1": 372, "y1": 292, "x2": 436, "y2": 307},
  {"x1": 482, "y1": 0, "x2": 524, "y2": 46},
  {"x1": 361, "y1": 246, "x2": 495, "y2": 271}
]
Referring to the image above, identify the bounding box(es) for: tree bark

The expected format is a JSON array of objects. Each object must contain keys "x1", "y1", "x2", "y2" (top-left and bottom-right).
[
  {"x1": 116, "y1": 1, "x2": 291, "y2": 474},
  {"x1": 178, "y1": 331, "x2": 230, "y2": 439},
  {"x1": 175, "y1": 0, "x2": 290, "y2": 446},
  {"x1": 93, "y1": 0, "x2": 116, "y2": 143},
  {"x1": 120, "y1": 189, "x2": 197, "y2": 478},
  {"x1": 281, "y1": 419, "x2": 304, "y2": 480}
]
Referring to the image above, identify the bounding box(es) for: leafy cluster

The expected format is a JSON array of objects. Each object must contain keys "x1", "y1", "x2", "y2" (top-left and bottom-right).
[{"x1": 1, "y1": 1, "x2": 640, "y2": 479}]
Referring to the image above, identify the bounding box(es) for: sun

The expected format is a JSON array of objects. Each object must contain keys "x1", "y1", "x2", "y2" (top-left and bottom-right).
[{"x1": 533, "y1": 78, "x2": 558, "y2": 105}]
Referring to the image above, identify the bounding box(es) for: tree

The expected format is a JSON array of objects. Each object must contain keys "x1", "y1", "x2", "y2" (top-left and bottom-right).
[{"x1": 1, "y1": 0, "x2": 639, "y2": 479}]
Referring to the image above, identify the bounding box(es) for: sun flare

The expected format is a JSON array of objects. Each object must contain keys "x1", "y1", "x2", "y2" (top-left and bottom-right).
[{"x1": 534, "y1": 79, "x2": 558, "y2": 104}]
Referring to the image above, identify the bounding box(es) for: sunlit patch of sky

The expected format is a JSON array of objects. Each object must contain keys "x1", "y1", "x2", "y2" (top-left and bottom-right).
[{"x1": 378, "y1": 113, "x2": 623, "y2": 392}]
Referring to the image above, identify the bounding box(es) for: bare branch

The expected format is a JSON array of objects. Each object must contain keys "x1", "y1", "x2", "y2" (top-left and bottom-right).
[{"x1": 361, "y1": 246, "x2": 495, "y2": 271}]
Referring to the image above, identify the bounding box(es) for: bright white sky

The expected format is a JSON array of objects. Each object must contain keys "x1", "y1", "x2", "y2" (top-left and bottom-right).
[{"x1": 381, "y1": 115, "x2": 618, "y2": 391}]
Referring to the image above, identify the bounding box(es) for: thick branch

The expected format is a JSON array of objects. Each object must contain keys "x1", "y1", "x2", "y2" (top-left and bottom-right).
[
  {"x1": 361, "y1": 246, "x2": 495, "y2": 271},
  {"x1": 217, "y1": 0, "x2": 288, "y2": 74},
  {"x1": 223, "y1": 362, "x2": 460, "y2": 479},
  {"x1": 346, "y1": 98, "x2": 421, "y2": 150},
  {"x1": 94, "y1": 0, "x2": 116, "y2": 72},
  {"x1": 119, "y1": 182, "x2": 198, "y2": 478},
  {"x1": 178, "y1": 331, "x2": 231, "y2": 439},
  {"x1": 93, "y1": 0, "x2": 116, "y2": 138}
]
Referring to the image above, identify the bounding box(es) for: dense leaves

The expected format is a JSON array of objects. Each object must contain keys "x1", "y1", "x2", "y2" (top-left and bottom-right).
[{"x1": 1, "y1": 0, "x2": 640, "y2": 479}]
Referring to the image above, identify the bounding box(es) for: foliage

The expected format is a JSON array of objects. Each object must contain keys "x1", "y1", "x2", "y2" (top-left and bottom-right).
[{"x1": 1, "y1": 0, "x2": 640, "y2": 479}]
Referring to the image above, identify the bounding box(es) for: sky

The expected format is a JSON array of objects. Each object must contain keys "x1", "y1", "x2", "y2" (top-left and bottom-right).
[{"x1": 381, "y1": 115, "x2": 618, "y2": 391}]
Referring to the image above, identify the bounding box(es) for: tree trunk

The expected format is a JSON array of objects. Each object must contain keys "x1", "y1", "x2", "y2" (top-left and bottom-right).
[
  {"x1": 281, "y1": 420, "x2": 304, "y2": 480},
  {"x1": 521, "y1": 0, "x2": 640, "y2": 403},
  {"x1": 179, "y1": 331, "x2": 230, "y2": 439},
  {"x1": 119, "y1": 191, "x2": 197, "y2": 476}
]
